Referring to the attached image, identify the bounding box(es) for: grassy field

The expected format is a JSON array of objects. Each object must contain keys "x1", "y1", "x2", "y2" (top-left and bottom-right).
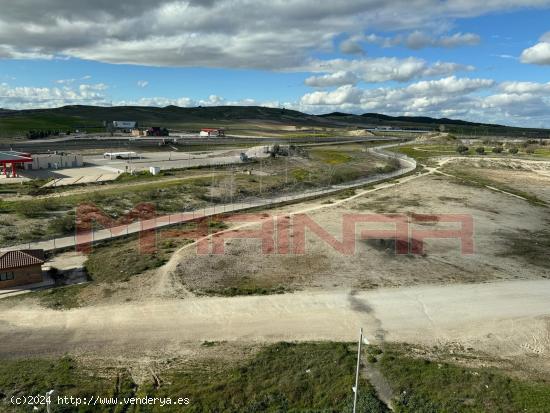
[
  {"x1": 309, "y1": 148, "x2": 354, "y2": 164},
  {"x1": 0, "y1": 342, "x2": 386, "y2": 413},
  {"x1": 379, "y1": 344, "x2": 550, "y2": 412},
  {"x1": 394, "y1": 144, "x2": 463, "y2": 163},
  {"x1": 3, "y1": 342, "x2": 550, "y2": 412},
  {"x1": 0, "y1": 357, "x2": 135, "y2": 413}
]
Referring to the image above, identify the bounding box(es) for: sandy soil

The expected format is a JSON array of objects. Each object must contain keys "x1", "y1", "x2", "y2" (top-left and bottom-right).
[
  {"x1": 441, "y1": 157, "x2": 550, "y2": 203},
  {"x1": 1, "y1": 280, "x2": 550, "y2": 374},
  {"x1": 173, "y1": 174, "x2": 550, "y2": 294}
]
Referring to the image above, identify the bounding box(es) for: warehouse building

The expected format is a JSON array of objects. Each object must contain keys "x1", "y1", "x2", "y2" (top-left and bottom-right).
[{"x1": 25, "y1": 152, "x2": 83, "y2": 170}]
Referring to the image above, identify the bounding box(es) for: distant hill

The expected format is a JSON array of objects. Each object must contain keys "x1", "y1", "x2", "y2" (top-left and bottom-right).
[
  {"x1": 320, "y1": 111, "x2": 548, "y2": 137},
  {"x1": 0, "y1": 105, "x2": 548, "y2": 138}
]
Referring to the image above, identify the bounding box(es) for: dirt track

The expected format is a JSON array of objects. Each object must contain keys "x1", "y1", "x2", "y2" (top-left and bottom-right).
[{"x1": 2, "y1": 280, "x2": 550, "y2": 370}]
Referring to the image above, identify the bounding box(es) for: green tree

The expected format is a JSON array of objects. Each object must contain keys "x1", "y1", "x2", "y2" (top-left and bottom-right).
[{"x1": 456, "y1": 145, "x2": 469, "y2": 154}]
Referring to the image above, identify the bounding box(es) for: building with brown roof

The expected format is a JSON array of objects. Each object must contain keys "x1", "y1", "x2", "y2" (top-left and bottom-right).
[{"x1": 0, "y1": 250, "x2": 45, "y2": 289}]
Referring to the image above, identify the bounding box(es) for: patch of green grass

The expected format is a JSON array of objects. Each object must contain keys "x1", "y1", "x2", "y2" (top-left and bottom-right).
[
  {"x1": 114, "y1": 170, "x2": 160, "y2": 182},
  {"x1": 204, "y1": 284, "x2": 290, "y2": 297},
  {"x1": 533, "y1": 147, "x2": 550, "y2": 158},
  {"x1": 31, "y1": 283, "x2": 89, "y2": 310},
  {"x1": 1, "y1": 177, "x2": 212, "y2": 218},
  {"x1": 336, "y1": 189, "x2": 357, "y2": 199},
  {"x1": 85, "y1": 220, "x2": 208, "y2": 284},
  {"x1": 0, "y1": 343, "x2": 387, "y2": 413},
  {"x1": 85, "y1": 237, "x2": 168, "y2": 284},
  {"x1": 310, "y1": 149, "x2": 353, "y2": 165},
  {"x1": 380, "y1": 344, "x2": 550, "y2": 412},
  {"x1": 0, "y1": 357, "x2": 135, "y2": 413},
  {"x1": 292, "y1": 168, "x2": 309, "y2": 181},
  {"x1": 142, "y1": 342, "x2": 387, "y2": 412},
  {"x1": 393, "y1": 144, "x2": 459, "y2": 163}
]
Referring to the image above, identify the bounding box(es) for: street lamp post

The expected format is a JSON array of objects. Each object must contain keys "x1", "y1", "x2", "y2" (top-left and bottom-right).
[{"x1": 352, "y1": 328, "x2": 363, "y2": 413}]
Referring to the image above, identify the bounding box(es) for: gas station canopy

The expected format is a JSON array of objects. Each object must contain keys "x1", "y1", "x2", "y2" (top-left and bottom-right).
[{"x1": 0, "y1": 151, "x2": 33, "y2": 178}]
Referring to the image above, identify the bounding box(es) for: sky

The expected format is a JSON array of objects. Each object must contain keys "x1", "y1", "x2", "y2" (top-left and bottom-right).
[{"x1": 0, "y1": 1, "x2": 550, "y2": 127}]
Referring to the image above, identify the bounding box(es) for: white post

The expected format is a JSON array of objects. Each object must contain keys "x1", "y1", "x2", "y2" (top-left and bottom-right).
[{"x1": 353, "y1": 327, "x2": 363, "y2": 413}]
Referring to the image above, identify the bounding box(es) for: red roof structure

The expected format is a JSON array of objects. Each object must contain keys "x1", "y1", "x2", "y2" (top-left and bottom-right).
[
  {"x1": 0, "y1": 150, "x2": 33, "y2": 178},
  {"x1": 0, "y1": 250, "x2": 45, "y2": 270}
]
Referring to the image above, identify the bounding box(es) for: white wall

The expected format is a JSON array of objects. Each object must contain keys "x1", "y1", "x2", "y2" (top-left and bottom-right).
[{"x1": 26, "y1": 154, "x2": 84, "y2": 170}]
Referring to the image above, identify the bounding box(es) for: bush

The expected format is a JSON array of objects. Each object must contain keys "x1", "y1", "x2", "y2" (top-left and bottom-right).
[
  {"x1": 492, "y1": 146, "x2": 503, "y2": 154},
  {"x1": 509, "y1": 147, "x2": 519, "y2": 154},
  {"x1": 475, "y1": 147, "x2": 485, "y2": 155},
  {"x1": 48, "y1": 213, "x2": 76, "y2": 235},
  {"x1": 456, "y1": 145, "x2": 469, "y2": 154}
]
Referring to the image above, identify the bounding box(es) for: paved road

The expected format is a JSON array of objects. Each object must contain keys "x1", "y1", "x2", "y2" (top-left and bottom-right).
[
  {"x1": 1, "y1": 279, "x2": 549, "y2": 358},
  {"x1": 2, "y1": 145, "x2": 416, "y2": 252}
]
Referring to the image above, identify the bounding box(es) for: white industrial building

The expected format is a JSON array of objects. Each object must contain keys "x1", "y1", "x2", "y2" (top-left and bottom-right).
[
  {"x1": 112, "y1": 121, "x2": 137, "y2": 129},
  {"x1": 25, "y1": 153, "x2": 84, "y2": 170}
]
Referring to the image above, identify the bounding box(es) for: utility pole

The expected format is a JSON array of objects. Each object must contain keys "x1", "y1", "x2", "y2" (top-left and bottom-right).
[{"x1": 352, "y1": 328, "x2": 363, "y2": 413}]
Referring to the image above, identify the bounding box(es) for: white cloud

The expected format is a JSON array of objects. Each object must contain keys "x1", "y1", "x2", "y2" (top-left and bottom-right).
[
  {"x1": 521, "y1": 32, "x2": 550, "y2": 65},
  {"x1": 114, "y1": 94, "x2": 262, "y2": 108},
  {"x1": 299, "y1": 76, "x2": 494, "y2": 109},
  {"x1": 364, "y1": 31, "x2": 480, "y2": 50},
  {"x1": 137, "y1": 80, "x2": 149, "y2": 88},
  {"x1": 339, "y1": 39, "x2": 364, "y2": 55},
  {"x1": 0, "y1": 1, "x2": 546, "y2": 68},
  {"x1": 437, "y1": 32, "x2": 481, "y2": 48},
  {"x1": 0, "y1": 82, "x2": 111, "y2": 109},
  {"x1": 499, "y1": 81, "x2": 550, "y2": 94},
  {"x1": 305, "y1": 71, "x2": 359, "y2": 87},
  {"x1": 55, "y1": 78, "x2": 75, "y2": 85},
  {"x1": 492, "y1": 54, "x2": 516, "y2": 59},
  {"x1": 302, "y1": 57, "x2": 473, "y2": 84},
  {"x1": 297, "y1": 76, "x2": 550, "y2": 126}
]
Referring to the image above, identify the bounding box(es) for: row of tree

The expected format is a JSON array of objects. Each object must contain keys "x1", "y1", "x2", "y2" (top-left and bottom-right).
[
  {"x1": 26, "y1": 130, "x2": 72, "y2": 139},
  {"x1": 456, "y1": 145, "x2": 524, "y2": 155}
]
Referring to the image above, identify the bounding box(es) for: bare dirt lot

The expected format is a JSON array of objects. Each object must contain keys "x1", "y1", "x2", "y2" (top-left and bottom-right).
[{"x1": 173, "y1": 173, "x2": 550, "y2": 295}]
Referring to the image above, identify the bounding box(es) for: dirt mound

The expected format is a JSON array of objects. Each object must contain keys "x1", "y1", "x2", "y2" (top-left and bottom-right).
[
  {"x1": 415, "y1": 132, "x2": 457, "y2": 143},
  {"x1": 347, "y1": 129, "x2": 375, "y2": 137}
]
